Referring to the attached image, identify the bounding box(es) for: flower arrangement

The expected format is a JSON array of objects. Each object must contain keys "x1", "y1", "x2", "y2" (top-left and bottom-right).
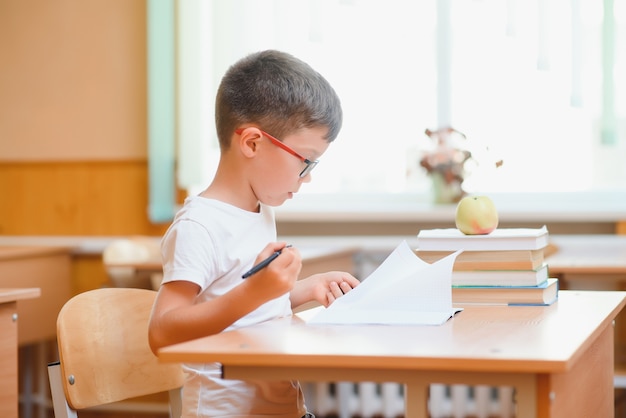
[{"x1": 418, "y1": 127, "x2": 502, "y2": 204}]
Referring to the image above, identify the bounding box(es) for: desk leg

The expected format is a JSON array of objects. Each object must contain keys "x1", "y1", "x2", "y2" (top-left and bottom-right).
[
  {"x1": 510, "y1": 375, "x2": 537, "y2": 418},
  {"x1": 404, "y1": 381, "x2": 429, "y2": 418},
  {"x1": 21, "y1": 344, "x2": 34, "y2": 418}
]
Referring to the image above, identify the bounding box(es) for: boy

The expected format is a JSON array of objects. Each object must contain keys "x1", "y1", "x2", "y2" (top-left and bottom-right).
[{"x1": 148, "y1": 50, "x2": 359, "y2": 417}]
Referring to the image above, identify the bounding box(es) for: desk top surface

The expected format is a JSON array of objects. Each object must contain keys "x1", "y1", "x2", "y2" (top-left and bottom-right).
[
  {"x1": 0, "y1": 246, "x2": 71, "y2": 261},
  {"x1": 0, "y1": 288, "x2": 41, "y2": 304},
  {"x1": 546, "y1": 235, "x2": 626, "y2": 273},
  {"x1": 158, "y1": 290, "x2": 626, "y2": 374}
]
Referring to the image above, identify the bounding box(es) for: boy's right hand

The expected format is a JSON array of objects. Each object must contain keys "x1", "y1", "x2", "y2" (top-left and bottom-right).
[{"x1": 244, "y1": 242, "x2": 302, "y2": 301}]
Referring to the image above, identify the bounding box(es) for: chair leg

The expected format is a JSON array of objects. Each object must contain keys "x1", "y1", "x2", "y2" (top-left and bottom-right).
[
  {"x1": 168, "y1": 387, "x2": 183, "y2": 418},
  {"x1": 47, "y1": 362, "x2": 77, "y2": 418}
]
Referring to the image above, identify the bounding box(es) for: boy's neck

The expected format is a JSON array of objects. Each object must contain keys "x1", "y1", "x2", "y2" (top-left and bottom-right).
[{"x1": 199, "y1": 183, "x2": 260, "y2": 213}]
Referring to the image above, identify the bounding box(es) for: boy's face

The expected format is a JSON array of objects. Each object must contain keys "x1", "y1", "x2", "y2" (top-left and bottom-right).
[{"x1": 251, "y1": 126, "x2": 330, "y2": 207}]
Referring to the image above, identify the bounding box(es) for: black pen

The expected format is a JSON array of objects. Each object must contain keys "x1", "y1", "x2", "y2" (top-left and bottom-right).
[{"x1": 241, "y1": 245, "x2": 293, "y2": 279}]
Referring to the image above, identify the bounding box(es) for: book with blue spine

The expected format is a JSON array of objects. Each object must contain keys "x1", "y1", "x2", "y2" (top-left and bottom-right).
[{"x1": 452, "y1": 278, "x2": 559, "y2": 306}]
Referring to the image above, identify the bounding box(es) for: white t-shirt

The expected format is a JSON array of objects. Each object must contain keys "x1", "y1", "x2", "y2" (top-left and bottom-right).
[{"x1": 161, "y1": 196, "x2": 306, "y2": 418}]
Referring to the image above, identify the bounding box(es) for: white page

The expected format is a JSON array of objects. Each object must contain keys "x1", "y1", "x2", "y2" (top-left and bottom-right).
[
  {"x1": 323, "y1": 240, "x2": 430, "y2": 308},
  {"x1": 307, "y1": 241, "x2": 462, "y2": 326}
]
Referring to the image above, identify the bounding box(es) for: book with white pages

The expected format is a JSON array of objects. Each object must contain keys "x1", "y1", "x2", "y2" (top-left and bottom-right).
[
  {"x1": 417, "y1": 226, "x2": 549, "y2": 251},
  {"x1": 416, "y1": 248, "x2": 545, "y2": 271},
  {"x1": 307, "y1": 241, "x2": 463, "y2": 326},
  {"x1": 451, "y1": 263, "x2": 550, "y2": 287}
]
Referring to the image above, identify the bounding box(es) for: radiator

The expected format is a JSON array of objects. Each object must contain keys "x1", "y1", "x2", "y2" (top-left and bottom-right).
[{"x1": 302, "y1": 382, "x2": 515, "y2": 418}]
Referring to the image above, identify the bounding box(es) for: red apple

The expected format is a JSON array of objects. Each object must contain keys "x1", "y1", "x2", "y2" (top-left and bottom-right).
[{"x1": 455, "y1": 195, "x2": 499, "y2": 235}]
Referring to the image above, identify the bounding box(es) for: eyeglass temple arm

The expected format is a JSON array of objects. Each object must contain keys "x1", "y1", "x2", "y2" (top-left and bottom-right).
[{"x1": 235, "y1": 128, "x2": 309, "y2": 163}]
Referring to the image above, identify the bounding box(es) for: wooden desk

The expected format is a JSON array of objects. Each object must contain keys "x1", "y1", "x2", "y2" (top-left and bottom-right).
[
  {"x1": 546, "y1": 235, "x2": 626, "y2": 386},
  {"x1": 158, "y1": 290, "x2": 625, "y2": 418},
  {"x1": 0, "y1": 246, "x2": 72, "y2": 344},
  {"x1": 547, "y1": 235, "x2": 626, "y2": 278},
  {"x1": 0, "y1": 288, "x2": 40, "y2": 418}
]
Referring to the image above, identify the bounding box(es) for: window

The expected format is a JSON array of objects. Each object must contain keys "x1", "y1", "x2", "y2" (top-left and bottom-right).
[{"x1": 175, "y1": 0, "x2": 625, "y2": 210}]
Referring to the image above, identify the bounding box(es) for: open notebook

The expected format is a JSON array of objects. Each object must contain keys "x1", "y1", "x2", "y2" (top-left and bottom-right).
[{"x1": 307, "y1": 241, "x2": 462, "y2": 326}]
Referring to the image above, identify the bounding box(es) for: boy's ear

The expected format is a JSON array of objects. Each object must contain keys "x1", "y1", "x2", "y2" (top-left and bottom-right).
[{"x1": 238, "y1": 128, "x2": 263, "y2": 158}]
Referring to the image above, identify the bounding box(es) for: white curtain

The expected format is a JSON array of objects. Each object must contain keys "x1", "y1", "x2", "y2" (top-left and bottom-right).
[{"x1": 175, "y1": 0, "x2": 625, "y2": 200}]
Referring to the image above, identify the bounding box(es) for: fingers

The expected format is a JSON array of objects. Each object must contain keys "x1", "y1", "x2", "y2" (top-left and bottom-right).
[
  {"x1": 339, "y1": 280, "x2": 356, "y2": 293},
  {"x1": 253, "y1": 243, "x2": 300, "y2": 271},
  {"x1": 329, "y1": 281, "x2": 343, "y2": 296},
  {"x1": 325, "y1": 281, "x2": 352, "y2": 307},
  {"x1": 328, "y1": 280, "x2": 354, "y2": 295},
  {"x1": 323, "y1": 274, "x2": 359, "y2": 307},
  {"x1": 325, "y1": 291, "x2": 336, "y2": 307},
  {"x1": 327, "y1": 280, "x2": 353, "y2": 300},
  {"x1": 247, "y1": 243, "x2": 300, "y2": 284},
  {"x1": 340, "y1": 274, "x2": 360, "y2": 289},
  {"x1": 259, "y1": 241, "x2": 290, "y2": 259},
  {"x1": 332, "y1": 277, "x2": 358, "y2": 292}
]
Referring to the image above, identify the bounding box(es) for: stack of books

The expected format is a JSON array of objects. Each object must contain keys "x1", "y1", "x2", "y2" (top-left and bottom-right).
[{"x1": 416, "y1": 226, "x2": 558, "y2": 306}]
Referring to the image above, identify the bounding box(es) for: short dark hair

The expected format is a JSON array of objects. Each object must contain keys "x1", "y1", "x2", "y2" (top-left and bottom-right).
[{"x1": 215, "y1": 50, "x2": 342, "y2": 150}]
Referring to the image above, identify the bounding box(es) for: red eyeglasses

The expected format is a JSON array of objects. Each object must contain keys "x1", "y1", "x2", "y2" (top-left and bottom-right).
[{"x1": 235, "y1": 128, "x2": 319, "y2": 178}]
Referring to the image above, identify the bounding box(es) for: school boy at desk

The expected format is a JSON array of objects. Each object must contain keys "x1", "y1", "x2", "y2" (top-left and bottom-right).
[{"x1": 148, "y1": 50, "x2": 360, "y2": 418}]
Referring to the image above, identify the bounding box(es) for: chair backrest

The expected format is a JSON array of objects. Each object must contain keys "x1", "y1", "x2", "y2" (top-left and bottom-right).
[{"x1": 49, "y1": 287, "x2": 184, "y2": 415}]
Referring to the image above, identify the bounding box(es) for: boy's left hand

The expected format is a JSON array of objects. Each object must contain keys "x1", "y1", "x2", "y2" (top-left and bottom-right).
[{"x1": 308, "y1": 271, "x2": 360, "y2": 307}]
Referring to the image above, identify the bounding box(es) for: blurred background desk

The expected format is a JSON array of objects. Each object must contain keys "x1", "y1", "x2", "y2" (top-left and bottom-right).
[
  {"x1": 0, "y1": 246, "x2": 72, "y2": 418},
  {"x1": 0, "y1": 246, "x2": 72, "y2": 344},
  {"x1": 546, "y1": 235, "x2": 626, "y2": 279},
  {"x1": 0, "y1": 288, "x2": 40, "y2": 418}
]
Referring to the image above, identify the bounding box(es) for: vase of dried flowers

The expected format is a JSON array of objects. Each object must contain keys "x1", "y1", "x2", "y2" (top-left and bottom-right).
[
  {"x1": 419, "y1": 127, "x2": 471, "y2": 204},
  {"x1": 418, "y1": 127, "x2": 503, "y2": 204}
]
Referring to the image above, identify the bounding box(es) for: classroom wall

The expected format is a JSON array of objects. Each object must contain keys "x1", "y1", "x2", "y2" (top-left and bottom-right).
[
  {"x1": 0, "y1": 0, "x2": 169, "y2": 237},
  {"x1": 0, "y1": 0, "x2": 170, "y2": 292},
  {"x1": 2, "y1": 0, "x2": 621, "y2": 239}
]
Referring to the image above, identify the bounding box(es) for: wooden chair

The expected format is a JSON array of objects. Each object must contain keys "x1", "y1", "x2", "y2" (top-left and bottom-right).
[{"x1": 47, "y1": 288, "x2": 184, "y2": 417}]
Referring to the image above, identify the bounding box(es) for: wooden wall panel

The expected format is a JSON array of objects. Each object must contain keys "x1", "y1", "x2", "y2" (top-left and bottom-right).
[
  {"x1": 72, "y1": 254, "x2": 110, "y2": 295},
  {"x1": 0, "y1": 161, "x2": 169, "y2": 236}
]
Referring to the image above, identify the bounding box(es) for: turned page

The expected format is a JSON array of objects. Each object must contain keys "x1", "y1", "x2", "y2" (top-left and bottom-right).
[{"x1": 307, "y1": 241, "x2": 462, "y2": 326}]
